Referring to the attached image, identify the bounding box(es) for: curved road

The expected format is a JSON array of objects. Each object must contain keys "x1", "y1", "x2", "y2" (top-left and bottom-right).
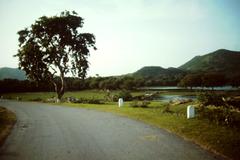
[{"x1": 0, "y1": 100, "x2": 222, "y2": 160}]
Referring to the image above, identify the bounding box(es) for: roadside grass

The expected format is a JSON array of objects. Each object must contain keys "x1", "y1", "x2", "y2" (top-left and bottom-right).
[
  {"x1": 1, "y1": 90, "x2": 240, "y2": 159},
  {"x1": 1, "y1": 90, "x2": 198, "y2": 102},
  {"x1": 1, "y1": 90, "x2": 106, "y2": 101},
  {"x1": 0, "y1": 106, "x2": 16, "y2": 145},
  {"x1": 1, "y1": 90, "x2": 147, "y2": 101}
]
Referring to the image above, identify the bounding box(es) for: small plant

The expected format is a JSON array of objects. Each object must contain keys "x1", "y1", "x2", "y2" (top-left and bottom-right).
[
  {"x1": 162, "y1": 104, "x2": 173, "y2": 113},
  {"x1": 104, "y1": 90, "x2": 132, "y2": 102},
  {"x1": 130, "y1": 101, "x2": 150, "y2": 108},
  {"x1": 30, "y1": 97, "x2": 43, "y2": 101},
  {"x1": 196, "y1": 92, "x2": 240, "y2": 127},
  {"x1": 117, "y1": 90, "x2": 132, "y2": 101},
  {"x1": 196, "y1": 105, "x2": 240, "y2": 128},
  {"x1": 87, "y1": 98, "x2": 104, "y2": 104},
  {"x1": 197, "y1": 92, "x2": 225, "y2": 106},
  {"x1": 71, "y1": 97, "x2": 104, "y2": 104},
  {"x1": 104, "y1": 90, "x2": 118, "y2": 102}
]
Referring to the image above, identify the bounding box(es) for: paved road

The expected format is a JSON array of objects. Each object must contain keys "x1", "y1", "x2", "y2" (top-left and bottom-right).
[{"x1": 0, "y1": 100, "x2": 222, "y2": 160}]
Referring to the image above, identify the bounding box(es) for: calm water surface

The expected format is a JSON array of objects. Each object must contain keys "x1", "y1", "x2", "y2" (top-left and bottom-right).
[
  {"x1": 140, "y1": 86, "x2": 238, "y2": 91},
  {"x1": 155, "y1": 95, "x2": 196, "y2": 102}
]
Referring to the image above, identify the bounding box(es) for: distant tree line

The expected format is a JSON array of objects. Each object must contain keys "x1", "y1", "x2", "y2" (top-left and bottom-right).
[
  {"x1": 0, "y1": 75, "x2": 179, "y2": 93},
  {"x1": 178, "y1": 73, "x2": 240, "y2": 89},
  {"x1": 0, "y1": 73, "x2": 239, "y2": 93}
]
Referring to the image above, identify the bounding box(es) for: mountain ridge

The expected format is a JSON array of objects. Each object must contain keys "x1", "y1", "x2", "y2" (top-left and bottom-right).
[
  {"x1": 0, "y1": 67, "x2": 26, "y2": 80},
  {"x1": 178, "y1": 49, "x2": 240, "y2": 76},
  {"x1": 133, "y1": 66, "x2": 185, "y2": 78},
  {"x1": 1, "y1": 49, "x2": 240, "y2": 80}
]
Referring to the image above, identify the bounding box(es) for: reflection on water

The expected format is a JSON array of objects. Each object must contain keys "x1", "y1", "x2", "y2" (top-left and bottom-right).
[
  {"x1": 140, "y1": 86, "x2": 238, "y2": 91},
  {"x1": 155, "y1": 95, "x2": 196, "y2": 102}
]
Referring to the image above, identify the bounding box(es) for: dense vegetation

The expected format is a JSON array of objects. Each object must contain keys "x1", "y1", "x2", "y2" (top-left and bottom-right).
[
  {"x1": 1, "y1": 70, "x2": 239, "y2": 95},
  {"x1": 197, "y1": 92, "x2": 240, "y2": 127},
  {"x1": 1, "y1": 72, "x2": 240, "y2": 94},
  {"x1": 178, "y1": 73, "x2": 240, "y2": 89}
]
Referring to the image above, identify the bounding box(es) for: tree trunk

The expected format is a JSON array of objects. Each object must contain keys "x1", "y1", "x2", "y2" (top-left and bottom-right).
[
  {"x1": 50, "y1": 75, "x2": 65, "y2": 103},
  {"x1": 57, "y1": 73, "x2": 65, "y2": 101}
]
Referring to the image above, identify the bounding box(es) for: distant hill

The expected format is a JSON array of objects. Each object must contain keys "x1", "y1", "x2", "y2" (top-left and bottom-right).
[
  {"x1": 179, "y1": 49, "x2": 240, "y2": 76},
  {"x1": 132, "y1": 49, "x2": 240, "y2": 78},
  {"x1": 0, "y1": 67, "x2": 26, "y2": 80},
  {"x1": 133, "y1": 66, "x2": 185, "y2": 78},
  {"x1": 1, "y1": 49, "x2": 240, "y2": 81}
]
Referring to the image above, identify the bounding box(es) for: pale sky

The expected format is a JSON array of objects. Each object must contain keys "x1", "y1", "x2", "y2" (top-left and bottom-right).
[{"x1": 0, "y1": 0, "x2": 240, "y2": 77}]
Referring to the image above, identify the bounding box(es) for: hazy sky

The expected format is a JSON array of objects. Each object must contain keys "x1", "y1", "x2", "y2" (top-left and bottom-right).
[{"x1": 0, "y1": 0, "x2": 240, "y2": 76}]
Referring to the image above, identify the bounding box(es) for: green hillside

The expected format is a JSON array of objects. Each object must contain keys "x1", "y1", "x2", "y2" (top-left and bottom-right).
[
  {"x1": 133, "y1": 66, "x2": 185, "y2": 78},
  {"x1": 0, "y1": 67, "x2": 26, "y2": 80},
  {"x1": 179, "y1": 49, "x2": 240, "y2": 76},
  {"x1": 1, "y1": 49, "x2": 240, "y2": 80}
]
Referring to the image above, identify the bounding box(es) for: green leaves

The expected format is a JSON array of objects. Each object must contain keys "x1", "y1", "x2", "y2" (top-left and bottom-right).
[{"x1": 15, "y1": 11, "x2": 96, "y2": 99}]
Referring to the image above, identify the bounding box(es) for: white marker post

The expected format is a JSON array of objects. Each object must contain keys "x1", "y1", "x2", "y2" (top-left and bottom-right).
[
  {"x1": 118, "y1": 98, "x2": 124, "y2": 107},
  {"x1": 187, "y1": 105, "x2": 195, "y2": 119}
]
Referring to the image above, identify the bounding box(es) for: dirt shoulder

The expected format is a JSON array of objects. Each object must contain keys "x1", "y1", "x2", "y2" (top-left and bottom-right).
[{"x1": 0, "y1": 106, "x2": 16, "y2": 146}]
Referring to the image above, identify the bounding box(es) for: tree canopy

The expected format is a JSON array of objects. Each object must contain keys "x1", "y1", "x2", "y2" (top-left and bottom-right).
[{"x1": 15, "y1": 11, "x2": 96, "y2": 100}]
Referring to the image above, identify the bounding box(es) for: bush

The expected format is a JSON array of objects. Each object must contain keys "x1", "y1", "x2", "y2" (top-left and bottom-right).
[
  {"x1": 104, "y1": 90, "x2": 132, "y2": 102},
  {"x1": 225, "y1": 98, "x2": 240, "y2": 110},
  {"x1": 197, "y1": 105, "x2": 240, "y2": 128},
  {"x1": 116, "y1": 90, "x2": 132, "y2": 101},
  {"x1": 197, "y1": 92, "x2": 225, "y2": 106},
  {"x1": 86, "y1": 98, "x2": 104, "y2": 104},
  {"x1": 197, "y1": 92, "x2": 240, "y2": 128},
  {"x1": 130, "y1": 101, "x2": 150, "y2": 108},
  {"x1": 162, "y1": 104, "x2": 173, "y2": 113},
  {"x1": 67, "y1": 97, "x2": 104, "y2": 104},
  {"x1": 30, "y1": 97, "x2": 43, "y2": 101}
]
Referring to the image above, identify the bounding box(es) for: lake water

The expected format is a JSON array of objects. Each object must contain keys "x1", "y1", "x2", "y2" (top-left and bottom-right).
[
  {"x1": 140, "y1": 86, "x2": 238, "y2": 91},
  {"x1": 155, "y1": 95, "x2": 196, "y2": 102}
]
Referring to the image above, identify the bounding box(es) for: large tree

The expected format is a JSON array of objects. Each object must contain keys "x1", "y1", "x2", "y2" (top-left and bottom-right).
[
  {"x1": 15, "y1": 11, "x2": 96, "y2": 101},
  {"x1": 178, "y1": 74, "x2": 202, "y2": 89}
]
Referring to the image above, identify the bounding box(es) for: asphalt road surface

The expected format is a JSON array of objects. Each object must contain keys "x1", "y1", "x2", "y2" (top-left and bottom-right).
[{"x1": 0, "y1": 100, "x2": 222, "y2": 160}]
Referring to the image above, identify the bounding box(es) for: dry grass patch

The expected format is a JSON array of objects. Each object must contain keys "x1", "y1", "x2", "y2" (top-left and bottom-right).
[{"x1": 0, "y1": 106, "x2": 16, "y2": 145}]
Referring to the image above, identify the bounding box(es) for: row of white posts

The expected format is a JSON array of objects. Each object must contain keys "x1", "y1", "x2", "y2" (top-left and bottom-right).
[{"x1": 118, "y1": 98, "x2": 195, "y2": 119}]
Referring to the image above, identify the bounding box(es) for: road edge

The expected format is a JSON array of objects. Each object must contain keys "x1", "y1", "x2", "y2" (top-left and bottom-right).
[{"x1": 0, "y1": 106, "x2": 17, "y2": 146}]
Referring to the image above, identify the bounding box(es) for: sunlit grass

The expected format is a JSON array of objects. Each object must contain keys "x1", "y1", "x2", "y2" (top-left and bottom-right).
[{"x1": 1, "y1": 90, "x2": 148, "y2": 101}]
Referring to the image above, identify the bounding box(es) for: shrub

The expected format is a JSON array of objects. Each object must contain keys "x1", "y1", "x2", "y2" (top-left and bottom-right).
[
  {"x1": 162, "y1": 104, "x2": 173, "y2": 113},
  {"x1": 196, "y1": 92, "x2": 240, "y2": 128},
  {"x1": 30, "y1": 97, "x2": 43, "y2": 101},
  {"x1": 86, "y1": 98, "x2": 104, "y2": 104},
  {"x1": 225, "y1": 98, "x2": 240, "y2": 110},
  {"x1": 104, "y1": 90, "x2": 118, "y2": 102},
  {"x1": 130, "y1": 101, "x2": 150, "y2": 108},
  {"x1": 116, "y1": 90, "x2": 132, "y2": 101},
  {"x1": 197, "y1": 92, "x2": 225, "y2": 106},
  {"x1": 104, "y1": 90, "x2": 132, "y2": 102},
  {"x1": 67, "y1": 97, "x2": 104, "y2": 104},
  {"x1": 197, "y1": 105, "x2": 240, "y2": 128}
]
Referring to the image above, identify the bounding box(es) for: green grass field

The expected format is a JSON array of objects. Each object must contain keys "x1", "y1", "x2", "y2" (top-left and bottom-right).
[
  {"x1": 3, "y1": 89, "x2": 235, "y2": 101},
  {"x1": 2, "y1": 90, "x2": 104, "y2": 101},
  {"x1": 1, "y1": 90, "x2": 240, "y2": 159}
]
